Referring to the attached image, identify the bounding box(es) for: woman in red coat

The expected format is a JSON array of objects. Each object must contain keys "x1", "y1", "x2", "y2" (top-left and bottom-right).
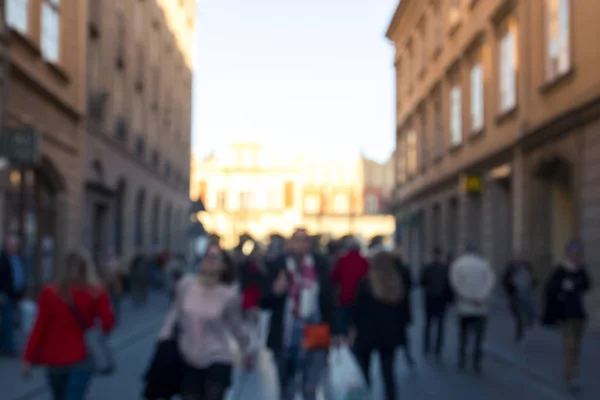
[{"x1": 21, "y1": 249, "x2": 116, "y2": 400}]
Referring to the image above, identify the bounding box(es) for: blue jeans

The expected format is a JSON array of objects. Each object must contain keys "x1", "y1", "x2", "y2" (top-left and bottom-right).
[
  {"x1": 279, "y1": 348, "x2": 327, "y2": 400},
  {"x1": 333, "y1": 306, "x2": 352, "y2": 336},
  {"x1": 46, "y1": 367, "x2": 93, "y2": 400},
  {"x1": 0, "y1": 300, "x2": 15, "y2": 353}
]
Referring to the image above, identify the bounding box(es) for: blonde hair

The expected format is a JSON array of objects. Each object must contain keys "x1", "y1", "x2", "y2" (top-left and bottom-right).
[
  {"x1": 368, "y1": 251, "x2": 404, "y2": 304},
  {"x1": 56, "y1": 248, "x2": 101, "y2": 296}
]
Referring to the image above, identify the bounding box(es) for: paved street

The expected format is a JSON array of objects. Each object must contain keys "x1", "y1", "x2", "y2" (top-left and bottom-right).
[{"x1": 4, "y1": 288, "x2": 599, "y2": 400}]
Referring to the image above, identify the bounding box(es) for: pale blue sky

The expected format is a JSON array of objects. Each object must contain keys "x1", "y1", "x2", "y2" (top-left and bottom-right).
[{"x1": 192, "y1": 0, "x2": 399, "y2": 163}]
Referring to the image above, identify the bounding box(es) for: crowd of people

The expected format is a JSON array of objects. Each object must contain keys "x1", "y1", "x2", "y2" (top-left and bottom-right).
[{"x1": 0, "y1": 229, "x2": 592, "y2": 399}]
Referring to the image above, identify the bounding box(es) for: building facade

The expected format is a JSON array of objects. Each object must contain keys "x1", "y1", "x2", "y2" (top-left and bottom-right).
[
  {"x1": 84, "y1": 0, "x2": 195, "y2": 264},
  {"x1": 1, "y1": 0, "x2": 88, "y2": 288},
  {"x1": 192, "y1": 144, "x2": 395, "y2": 248},
  {"x1": 387, "y1": 0, "x2": 600, "y2": 327}
]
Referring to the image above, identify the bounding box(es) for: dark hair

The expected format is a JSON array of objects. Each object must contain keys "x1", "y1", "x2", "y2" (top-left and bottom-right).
[
  {"x1": 220, "y1": 251, "x2": 237, "y2": 284},
  {"x1": 433, "y1": 247, "x2": 442, "y2": 256}
]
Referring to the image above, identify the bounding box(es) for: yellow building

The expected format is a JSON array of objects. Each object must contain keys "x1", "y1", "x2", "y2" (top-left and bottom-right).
[{"x1": 191, "y1": 143, "x2": 394, "y2": 248}]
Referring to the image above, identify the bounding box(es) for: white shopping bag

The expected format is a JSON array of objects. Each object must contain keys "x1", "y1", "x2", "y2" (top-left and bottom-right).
[
  {"x1": 19, "y1": 299, "x2": 38, "y2": 336},
  {"x1": 227, "y1": 349, "x2": 280, "y2": 400},
  {"x1": 326, "y1": 346, "x2": 370, "y2": 400}
]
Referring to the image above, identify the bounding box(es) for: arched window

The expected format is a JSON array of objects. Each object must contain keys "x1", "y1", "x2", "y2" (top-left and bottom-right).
[
  {"x1": 152, "y1": 196, "x2": 161, "y2": 248},
  {"x1": 163, "y1": 203, "x2": 172, "y2": 250},
  {"x1": 134, "y1": 188, "x2": 146, "y2": 248},
  {"x1": 114, "y1": 179, "x2": 126, "y2": 255}
]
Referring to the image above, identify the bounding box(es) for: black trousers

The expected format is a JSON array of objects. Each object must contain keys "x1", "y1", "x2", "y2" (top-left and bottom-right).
[
  {"x1": 423, "y1": 298, "x2": 447, "y2": 357},
  {"x1": 458, "y1": 316, "x2": 487, "y2": 370},
  {"x1": 354, "y1": 347, "x2": 397, "y2": 400}
]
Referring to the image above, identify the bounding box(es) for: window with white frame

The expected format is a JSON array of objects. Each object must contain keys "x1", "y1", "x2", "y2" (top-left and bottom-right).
[
  {"x1": 449, "y1": 0, "x2": 462, "y2": 26},
  {"x1": 499, "y1": 25, "x2": 517, "y2": 112},
  {"x1": 420, "y1": 107, "x2": 428, "y2": 169},
  {"x1": 470, "y1": 61, "x2": 484, "y2": 132},
  {"x1": 333, "y1": 193, "x2": 349, "y2": 214},
  {"x1": 450, "y1": 84, "x2": 462, "y2": 145},
  {"x1": 406, "y1": 128, "x2": 418, "y2": 175},
  {"x1": 419, "y1": 21, "x2": 426, "y2": 72},
  {"x1": 41, "y1": 0, "x2": 60, "y2": 63},
  {"x1": 546, "y1": 0, "x2": 570, "y2": 80},
  {"x1": 6, "y1": 0, "x2": 29, "y2": 35},
  {"x1": 304, "y1": 195, "x2": 320, "y2": 214},
  {"x1": 434, "y1": 91, "x2": 443, "y2": 157},
  {"x1": 366, "y1": 195, "x2": 378, "y2": 214},
  {"x1": 396, "y1": 134, "x2": 407, "y2": 184}
]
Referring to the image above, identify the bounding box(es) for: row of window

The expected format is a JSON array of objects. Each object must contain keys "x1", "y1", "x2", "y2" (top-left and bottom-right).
[
  {"x1": 396, "y1": 0, "x2": 572, "y2": 183},
  {"x1": 397, "y1": 0, "x2": 571, "y2": 113},
  {"x1": 7, "y1": 0, "x2": 60, "y2": 63}
]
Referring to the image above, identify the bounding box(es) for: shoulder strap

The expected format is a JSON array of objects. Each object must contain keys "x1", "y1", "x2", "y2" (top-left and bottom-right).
[{"x1": 64, "y1": 289, "x2": 87, "y2": 332}]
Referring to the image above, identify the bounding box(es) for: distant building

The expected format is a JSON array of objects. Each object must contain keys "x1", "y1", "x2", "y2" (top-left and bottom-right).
[{"x1": 191, "y1": 143, "x2": 395, "y2": 248}]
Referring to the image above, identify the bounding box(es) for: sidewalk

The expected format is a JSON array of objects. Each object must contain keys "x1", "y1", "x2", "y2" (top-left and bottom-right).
[
  {"x1": 0, "y1": 291, "x2": 170, "y2": 400},
  {"x1": 484, "y1": 299, "x2": 600, "y2": 399}
]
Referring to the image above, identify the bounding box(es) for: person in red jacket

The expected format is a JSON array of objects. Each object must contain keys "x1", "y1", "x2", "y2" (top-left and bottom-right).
[
  {"x1": 331, "y1": 239, "x2": 369, "y2": 343},
  {"x1": 21, "y1": 248, "x2": 115, "y2": 400}
]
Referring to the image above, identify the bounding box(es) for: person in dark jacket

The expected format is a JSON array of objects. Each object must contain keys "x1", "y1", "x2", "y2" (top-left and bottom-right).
[
  {"x1": 0, "y1": 234, "x2": 25, "y2": 357},
  {"x1": 393, "y1": 250, "x2": 415, "y2": 368},
  {"x1": 543, "y1": 240, "x2": 591, "y2": 392},
  {"x1": 260, "y1": 228, "x2": 334, "y2": 400},
  {"x1": 420, "y1": 247, "x2": 452, "y2": 359},
  {"x1": 352, "y1": 251, "x2": 411, "y2": 400},
  {"x1": 503, "y1": 254, "x2": 536, "y2": 342}
]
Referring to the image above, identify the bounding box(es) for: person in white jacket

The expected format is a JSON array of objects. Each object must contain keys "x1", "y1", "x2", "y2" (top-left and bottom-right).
[{"x1": 450, "y1": 244, "x2": 496, "y2": 372}]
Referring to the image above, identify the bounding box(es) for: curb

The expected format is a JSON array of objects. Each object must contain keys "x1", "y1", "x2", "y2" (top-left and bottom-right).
[
  {"x1": 484, "y1": 344, "x2": 569, "y2": 399},
  {"x1": 13, "y1": 317, "x2": 165, "y2": 400}
]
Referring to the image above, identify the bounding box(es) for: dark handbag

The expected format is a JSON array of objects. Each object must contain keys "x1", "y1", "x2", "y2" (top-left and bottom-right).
[
  {"x1": 142, "y1": 280, "x2": 191, "y2": 399},
  {"x1": 67, "y1": 297, "x2": 115, "y2": 375}
]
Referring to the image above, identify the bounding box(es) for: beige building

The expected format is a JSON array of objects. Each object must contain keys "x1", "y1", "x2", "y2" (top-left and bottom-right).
[
  {"x1": 192, "y1": 144, "x2": 395, "y2": 248},
  {"x1": 1, "y1": 0, "x2": 88, "y2": 287},
  {"x1": 84, "y1": 0, "x2": 195, "y2": 264},
  {"x1": 387, "y1": 0, "x2": 600, "y2": 326}
]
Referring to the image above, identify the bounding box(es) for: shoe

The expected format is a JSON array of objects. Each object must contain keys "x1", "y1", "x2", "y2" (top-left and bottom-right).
[{"x1": 567, "y1": 379, "x2": 582, "y2": 393}]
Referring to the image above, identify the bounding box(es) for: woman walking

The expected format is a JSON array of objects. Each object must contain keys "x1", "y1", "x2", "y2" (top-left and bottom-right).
[
  {"x1": 351, "y1": 251, "x2": 410, "y2": 400},
  {"x1": 21, "y1": 249, "x2": 116, "y2": 400},
  {"x1": 543, "y1": 240, "x2": 591, "y2": 393},
  {"x1": 158, "y1": 243, "x2": 253, "y2": 400}
]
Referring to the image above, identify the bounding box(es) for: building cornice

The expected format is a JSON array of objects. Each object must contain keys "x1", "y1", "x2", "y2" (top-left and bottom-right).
[{"x1": 386, "y1": 0, "x2": 413, "y2": 40}]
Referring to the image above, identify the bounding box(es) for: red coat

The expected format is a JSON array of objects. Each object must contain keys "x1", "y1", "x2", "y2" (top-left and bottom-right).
[
  {"x1": 24, "y1": 284, "x2": 116, "y2": 366},
  {"x1": 331, "y1": 250, "x2": 369, "y2": 306}
]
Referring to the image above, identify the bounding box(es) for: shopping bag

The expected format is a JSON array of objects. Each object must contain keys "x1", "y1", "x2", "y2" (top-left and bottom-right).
[
  {"x1": 19, "y1": 300, "x2": 38, "y2": 336},
  {"x1": 326, "y1": 346, "x2": 370, "y2": 400},
  {"x1": 227, "y1": 349, "x2": 280, "y2": 400}
]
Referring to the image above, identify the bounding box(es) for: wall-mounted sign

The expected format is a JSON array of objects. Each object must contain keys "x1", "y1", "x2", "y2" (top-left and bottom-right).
[
  {"x1": 0, "y1": 127, "x2": 41, "y2": 165},
  {"x1": 460, "y1": 174, "x2": 483, "y2": 194}
]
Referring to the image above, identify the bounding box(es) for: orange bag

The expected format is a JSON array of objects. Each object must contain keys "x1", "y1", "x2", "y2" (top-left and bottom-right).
[{"x1": 302, "y1": 324, "x2": 331, "y2": 350}]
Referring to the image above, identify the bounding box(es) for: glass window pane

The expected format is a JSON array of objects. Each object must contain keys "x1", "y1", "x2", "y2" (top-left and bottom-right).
[{"x1": 7, "y1": 0, "x2": 29, "y2": 34}]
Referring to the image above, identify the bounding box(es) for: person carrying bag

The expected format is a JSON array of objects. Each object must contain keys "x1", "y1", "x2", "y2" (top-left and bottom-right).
[{"x1": 21, "y1": 249, "x2": 116, "y2": 400}]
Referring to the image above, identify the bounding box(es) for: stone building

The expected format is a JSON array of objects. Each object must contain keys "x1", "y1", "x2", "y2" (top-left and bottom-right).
[
  {"x1": 84, "y1": 0, "x2": 195, "y2": 265},
  {"x1": 1, "y1": 0, "x2": 88, "y2": 288},
  {"x1": 192, "y1": 143, "x2": 395, "y2": 248},
  {"x1": 387, "y1": 0, "x2": 600, "y2": 327}
]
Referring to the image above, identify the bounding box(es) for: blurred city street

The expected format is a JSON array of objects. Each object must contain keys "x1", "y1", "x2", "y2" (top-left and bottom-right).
[{"x1": 5, "y1": 290, "x2": 600, "y2": 400}]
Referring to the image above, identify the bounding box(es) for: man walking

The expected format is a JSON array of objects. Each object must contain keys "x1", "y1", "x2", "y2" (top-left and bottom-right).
[
  {"x1": 331, "y1": 238, "x2": 369, "y2": 343},
  {"x1": 261, "y1": 228, "x2": 334, "y2": 400},
  {"x1": 503, "y1": 253, "x2": 536, "y2": 342},
  {"x1": 0, "y1": 235, "x2": 25, "y2": 357},
  {"x1": 420, "y1": 247, "x2": 452, "y2": 360},
  {"x1": 450, "y1": 244, "x2": 496, "y2": 372}
]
